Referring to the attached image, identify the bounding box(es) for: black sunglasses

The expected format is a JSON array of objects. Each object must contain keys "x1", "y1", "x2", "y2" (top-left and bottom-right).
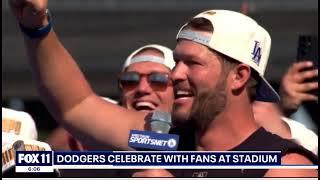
[{"x1": 119, "y1": 72, "x2": 171, "y2": 90}]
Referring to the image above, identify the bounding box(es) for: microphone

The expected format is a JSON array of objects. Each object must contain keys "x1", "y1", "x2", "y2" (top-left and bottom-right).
[
  {"x1": 128, "y1": 111, "x2": 179, "y2": 151},
  {"x1": 149, "y1": 111, "x2": 171, "y2": 134}
]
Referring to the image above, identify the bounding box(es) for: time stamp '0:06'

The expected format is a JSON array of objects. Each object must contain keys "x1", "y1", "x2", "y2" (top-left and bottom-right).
[{"x1": 27, "y1": 166, "x2": 41, "y2": 172}]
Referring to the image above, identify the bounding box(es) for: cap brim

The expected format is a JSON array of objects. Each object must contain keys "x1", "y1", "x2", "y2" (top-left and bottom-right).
[{"x1": 256, "y1": 76, "x2": 280, "y2": 102}]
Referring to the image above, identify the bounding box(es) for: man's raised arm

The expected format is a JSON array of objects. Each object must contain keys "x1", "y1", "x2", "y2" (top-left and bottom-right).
[{"x1": 8, "y1": 0, "x2": 146, "y2": 150}]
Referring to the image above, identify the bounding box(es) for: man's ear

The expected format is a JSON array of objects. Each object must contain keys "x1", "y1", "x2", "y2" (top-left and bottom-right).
[{"x1": 230, "y1": 64, "x2": 251, "y2": 91}]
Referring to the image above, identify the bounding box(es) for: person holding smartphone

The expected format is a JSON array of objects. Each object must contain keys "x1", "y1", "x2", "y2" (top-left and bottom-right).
[{"x1": 280, "y1": 61, "x2": 318, "y2": 116}]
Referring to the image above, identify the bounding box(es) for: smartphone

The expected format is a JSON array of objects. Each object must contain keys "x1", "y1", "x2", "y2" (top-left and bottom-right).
[
  {"x1": 296, "y1": 35, "x2": 318, "y2": 68},
  {"x1": 296, "y1": 35, "x2": 318, "y2": 97}
]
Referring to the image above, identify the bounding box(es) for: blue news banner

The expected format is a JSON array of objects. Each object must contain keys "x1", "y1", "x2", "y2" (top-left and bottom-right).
[{"x1": 15, "y1": 151, "x2": 281, "y2": 173}]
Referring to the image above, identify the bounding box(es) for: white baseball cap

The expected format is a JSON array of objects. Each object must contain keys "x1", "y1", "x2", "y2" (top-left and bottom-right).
[
  {"x1": 2, "y1": 139, "x2": 52, "y2": 173},
  {"x1": 2, "y1": 107, "x2": 38, "y2": 145},
  {"x1": 176, "y1": 10, "x2": 280, "y2": 102},
  {"x1": 122, "y1": 44, "x2": 175, "y2": 71}
]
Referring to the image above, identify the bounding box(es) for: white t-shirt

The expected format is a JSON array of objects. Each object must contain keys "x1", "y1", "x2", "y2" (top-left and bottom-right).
[{"x1": 282, "y1": 117, "x2": 318, "y2": 156}]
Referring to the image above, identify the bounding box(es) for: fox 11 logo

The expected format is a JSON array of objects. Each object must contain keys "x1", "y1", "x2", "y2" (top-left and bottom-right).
[{"x1": 16, "y1": 151, "x2": 52, "y2": 166}]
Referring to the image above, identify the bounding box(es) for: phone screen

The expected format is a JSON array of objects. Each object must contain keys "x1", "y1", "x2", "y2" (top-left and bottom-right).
[
  {"x1": 296, "y1": 35, "x2": 318, "y2": 68},
  {"x1": 296, "y1": 35, "x2": 318, "y2": 97}
]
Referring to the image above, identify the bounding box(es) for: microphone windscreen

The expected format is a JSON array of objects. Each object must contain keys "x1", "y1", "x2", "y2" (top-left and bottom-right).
[{"x1": 148, "y1": 111, "x2": 172, "y2": 134}]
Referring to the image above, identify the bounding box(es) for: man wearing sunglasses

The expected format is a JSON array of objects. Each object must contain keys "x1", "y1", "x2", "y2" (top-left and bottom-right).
[
  {"x1": 9, "y1": 0, "x2": 317, "y2": 177},
  {"x1": 44, "y1": 44, "x2": 177, "y2": 177},
  {"x1": 118, "y1": 44, "x2": 175, "y2": 114},
  {"x1": 46, "y1": 44, "x2": 175, "y2": 150}
]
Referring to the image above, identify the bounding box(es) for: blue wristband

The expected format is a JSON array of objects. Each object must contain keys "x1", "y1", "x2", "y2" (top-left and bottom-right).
[{"x1": 19, "y1": 10, "x2": 52, "y2": 39}]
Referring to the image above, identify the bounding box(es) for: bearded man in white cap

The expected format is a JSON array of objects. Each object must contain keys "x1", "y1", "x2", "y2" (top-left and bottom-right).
[{"x1": 168, "y1": 9, "x2": 317, "y2": 177}]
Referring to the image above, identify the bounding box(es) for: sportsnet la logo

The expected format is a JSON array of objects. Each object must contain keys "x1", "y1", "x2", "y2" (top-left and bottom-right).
[
  {"x1": 129, "y1": 134, "x2": 176, "y2": 148},
  {"x1": 128, "y1": 130, "x2": 179, "y2": 151},
  {"x1": 251, "y1": 41, "x2": 262, "y2": 65}
]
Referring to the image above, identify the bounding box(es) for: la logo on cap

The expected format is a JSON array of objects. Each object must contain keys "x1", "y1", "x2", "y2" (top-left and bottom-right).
[{"x1": 251, "y1": 40, "x2": 262, "y2": 65}]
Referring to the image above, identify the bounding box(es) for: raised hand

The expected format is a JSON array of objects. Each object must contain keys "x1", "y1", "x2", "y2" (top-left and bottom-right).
[
  {"x1": 279, "y1": 61, "x2": 318, "y2": 116},
  {"x1": 9, "y1": 0, "x2": 48, "y2": 28}
]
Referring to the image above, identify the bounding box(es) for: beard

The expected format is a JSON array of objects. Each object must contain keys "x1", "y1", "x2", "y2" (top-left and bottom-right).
[{"x1": 189, "y1": 79, "x2": 227, "y2": 132}]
